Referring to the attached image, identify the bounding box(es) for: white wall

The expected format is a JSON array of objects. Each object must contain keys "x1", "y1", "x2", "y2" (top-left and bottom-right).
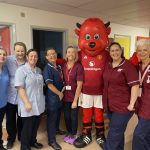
[{"x1": 0, "y1": 3, "x2": 149, "y2": 56}]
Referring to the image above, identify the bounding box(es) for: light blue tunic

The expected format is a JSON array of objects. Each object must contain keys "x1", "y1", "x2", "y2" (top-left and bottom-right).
[
  {"x1": 6, "y1": 55, "x2": 25, "y2": 104},
  {"x1": 14, "y1": 63, "x2": 45, "y2": 117}
]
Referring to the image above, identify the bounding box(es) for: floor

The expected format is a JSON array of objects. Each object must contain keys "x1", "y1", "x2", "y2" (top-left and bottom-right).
[
  {"x1": 2, "y1": 128, "x2": 132, "y2": 150},
  {"x1": 2, "y1": 110, "x2": 134, "y2": 150}
]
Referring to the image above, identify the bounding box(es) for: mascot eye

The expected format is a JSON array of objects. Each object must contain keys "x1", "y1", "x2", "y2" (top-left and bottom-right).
[
  {"x1": 85, "y1": 34, "x2": 91, "y2": 40},
  {"x1": 94, "y1": 34, "x2": 100, "y2": 39}
]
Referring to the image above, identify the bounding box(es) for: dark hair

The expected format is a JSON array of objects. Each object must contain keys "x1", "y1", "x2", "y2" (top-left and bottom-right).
[
  {"x1": 14, "y1": 42, "x2": 27, "y2": 53},
  {"x1": 26, "y1": 48, "x2": 38, "y2": 56},
  {"x1": 44, "y1": 47, "x2": 56, "y2": 57},
  {"x1": 108, "y1": 42, "x2": 124, "y2": 58}
]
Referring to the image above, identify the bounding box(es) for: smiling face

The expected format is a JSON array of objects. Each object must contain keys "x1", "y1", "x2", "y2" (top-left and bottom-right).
[
  {"x1": 76, "y1": 18, "x2": 110, "y2": 57},
  {"x1": 27, "y1": 51, "x2": 38, "y2": 67},
  {"x1": 109, "y1": 44, "x2": 123, "y2": 61},
  {"x1": 46, "y1": 49, "x2": 57, "y2": 64},
  {"x1": 0, "y1": 49, "x2": 7, "y2": 64},
  {"x1": 14, "y1": 45, "x2": 26, "y2": 61},
  {"x1": 66, "y1": 47, "x2": 77, "y2": 62},
  {"x1": 137, "y1": 44, "x2": 150, "y2": 62}
]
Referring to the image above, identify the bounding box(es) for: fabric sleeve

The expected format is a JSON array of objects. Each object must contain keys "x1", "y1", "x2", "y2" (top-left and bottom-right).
[
  {"x1": 43, "y1": 65, "x2": 53, "y2": 85},
  {"x1": 124, "y1": 61, "x2": 139, "y2": 87},
  {"x1": 76, "y1": 63, "x2": 84, "y2": 81},
  {"x1": 14, "y1": 67, "x2": 26, "y2": 88}
]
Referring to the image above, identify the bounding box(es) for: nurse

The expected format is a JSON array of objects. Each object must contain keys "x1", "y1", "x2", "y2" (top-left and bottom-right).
[
  {"x1": 103, "y1": 42, "x2": 139, "y2": 150},
  {"x1": 0, "y1": 48, "x2": 9, "y2": 150},
  {"x1": 6, "y1": 42, "x2": 26, "y2": 149},
  {"x1": 132, "y1": 39, "x2": 150, "y2": 150},
  {"x1": 43, "y1": 48, "x2": 64, "y2": 150},
  {"x1": 15, "y1": 49, "x2": 45, "y2": 150},
  {"x1": 62, "y1": 46, "x2": 84, "y2": 144}
]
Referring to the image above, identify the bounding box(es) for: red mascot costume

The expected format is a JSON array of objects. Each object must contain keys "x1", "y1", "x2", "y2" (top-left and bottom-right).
[{"x1": 73, "y1": 18, "x2": 111, "y2": 149}]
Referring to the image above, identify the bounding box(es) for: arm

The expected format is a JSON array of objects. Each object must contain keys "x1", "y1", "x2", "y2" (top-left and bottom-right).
[
  {"x1": 47, "y1": 83, "x2": 63, "y2": 100},
  {"x1": 72, "y1": 81, "x2": 83, "y2": 108},
  {"x1": 127, "y1": 84, "x2": 139, "y2": 111},
  {"x1": 17, "y1": 87, "x2": 32, "y2": 112}
]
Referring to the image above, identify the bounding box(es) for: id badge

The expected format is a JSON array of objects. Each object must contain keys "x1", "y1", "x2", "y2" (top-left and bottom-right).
[
  {"x1": 66, "y1": 85, "x2": 71, "y2": 90},
  {"x1": 139, "y1": 87, "x2": 142, "y2": 97}
]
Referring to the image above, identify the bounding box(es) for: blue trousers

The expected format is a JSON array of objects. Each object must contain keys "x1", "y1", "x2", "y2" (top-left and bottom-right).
[
  {"x1": 47, "y1": 108, "x2": 59, "y2": 144},
  {"x1": 63, "y1": 102, "x2": 78, "y2": 135},
  {"x1": 132, "y1": 117, "x2": 150, "y2": 150},
  {"x1": 104, "y1": 111, "x2": 133, "y2": 150}
]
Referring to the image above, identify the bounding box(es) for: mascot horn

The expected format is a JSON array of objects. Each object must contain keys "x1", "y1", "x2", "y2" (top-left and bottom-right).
[{"x1": 73, "y1": 18, "x2": 111, "y2": 149}]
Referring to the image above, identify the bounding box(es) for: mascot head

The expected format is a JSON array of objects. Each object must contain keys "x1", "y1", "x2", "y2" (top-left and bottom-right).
[{"x1": 75, "y1": 18, "x2": 111, "y2": 57}]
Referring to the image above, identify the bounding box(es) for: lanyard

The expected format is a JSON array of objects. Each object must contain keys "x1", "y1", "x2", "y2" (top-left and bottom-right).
[
  {"x1": 139, "y1": 65, "x2": 150, "y2": 86},
  {"x1": 66, "y1": 67, "x2": 72, "y2": 84},
  {"x1": 48, "y1": 63, "x2": 63, "y2": 81}
]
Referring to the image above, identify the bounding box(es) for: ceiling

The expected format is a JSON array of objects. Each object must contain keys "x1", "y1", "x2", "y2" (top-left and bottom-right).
[{"x1": 1, "y1": 0, "x2": 150, "y2": 29}]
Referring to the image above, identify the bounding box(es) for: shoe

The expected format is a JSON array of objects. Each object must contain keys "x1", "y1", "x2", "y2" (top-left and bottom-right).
[
  {"x1": 31, "y1": 142, "x2": 43, "y2": 149},
  {"x1": 7, "y1": 141, "x2": 14, "y2": 149},
  {"x1": 0, "y1": 145, "x2": 7, "y2": 150},
  {"x1": 56, "y1": 129, "x2": 66, "y2": 135},
  {"x1": 67, "y1": 135, "x2": 76, "y2": 145},
  {"x1": 49, "y1": 142, "x2": 62, "y2": 150},
  {"x1": 74, "y1": 134, "x2": 92, "y2": 148},
  {"x1": 64, "y1": 134, "x2": 70, "y2": 143},
  {"x1": 96, "y1": 135, "x2": 105, "y2": 149}
]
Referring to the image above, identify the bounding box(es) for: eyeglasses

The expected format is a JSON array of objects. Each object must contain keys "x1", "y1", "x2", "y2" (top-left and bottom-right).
[{"x1": 47, "y1": 53, "x2": 57, "y2": 57}]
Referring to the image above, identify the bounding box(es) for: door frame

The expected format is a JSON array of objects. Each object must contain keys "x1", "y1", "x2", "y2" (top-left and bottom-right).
[
  {"x1": 0, "y1": 22, "x2": 16, "y2": 54},
  {"x1": 30, "y1": 25, "x2": 68, "y2": 57}
]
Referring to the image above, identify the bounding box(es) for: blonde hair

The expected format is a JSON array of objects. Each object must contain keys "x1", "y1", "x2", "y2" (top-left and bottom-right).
[
  {"x1": 65, "y1": 46, "x2": 79, "y2": 62},
  {"x1": 0, "y1": 48, "x2": 7, "y2": 55},
  {"x1": 136, "y1": 39, "x2": 150, "y2": 50}
]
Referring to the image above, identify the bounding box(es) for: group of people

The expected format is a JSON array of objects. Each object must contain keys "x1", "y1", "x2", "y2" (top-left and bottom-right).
[
  {"x1": 0, "y1": 39, "x2": 150, "y2": 150},
  {"x1": 0, "y1": 43, "x2": 84, "y2": 150}
]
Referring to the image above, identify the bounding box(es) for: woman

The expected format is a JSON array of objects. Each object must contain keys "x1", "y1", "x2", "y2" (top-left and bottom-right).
[
  {"x1": 103, "y1": 42, "x2": 139, "y2": 150},
  {"x1": 0, "y1": 48, "x2": 9, "y2": 150},
  {"x1": 15, "y1": 49, "x2": 45, "y2": 150},
  {"x1": 62, "y1": 46, "x2": 84, "y2": 144},
  {"x1": 43, "y1": 48, "x2": 64, "y2": 150},
  {"x1": 132, "y1": 39, "x2": 150, "y2": 150},
  {"x1": 6, "y1": 42, "x2": 26, "y2": 149}
]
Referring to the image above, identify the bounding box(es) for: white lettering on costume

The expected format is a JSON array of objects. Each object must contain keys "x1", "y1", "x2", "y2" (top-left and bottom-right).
[{"x1": 84, "y1": 67, "x2": 101, "y2": 71}]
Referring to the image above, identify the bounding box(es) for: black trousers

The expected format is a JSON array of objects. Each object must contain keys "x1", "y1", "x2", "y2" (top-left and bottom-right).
[
  {"x1": 21, "y1": 116, "x2": 40, "y2": 150},
  {"x1": 0, "y1": 106, "x2": 6, "y2": 147},
  {"x1": 6, "y1": 102, "x2": 22, "y2": 142},
  {"x1": 63, "y1": 102, "x2": 78, "y2": 135}
]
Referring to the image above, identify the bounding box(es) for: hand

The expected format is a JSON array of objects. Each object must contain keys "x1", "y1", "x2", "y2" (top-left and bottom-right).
[
  {"x1": 127, "y1": 104, "x2": 135, "y2": 111},
  {"x1": 25, "y1": 101, "x2": 32, "y2": 112},
  {"x1": 58, "y1": 92, "x2": 64, "y2": 101},
  {"x1": 71, "y1": 101, "x2": 77, "y2": 109}
]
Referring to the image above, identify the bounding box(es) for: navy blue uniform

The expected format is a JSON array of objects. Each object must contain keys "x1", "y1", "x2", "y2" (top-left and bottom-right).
[{"x1": 43, "y1": 62, "x2": 63, "y2": 144}]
